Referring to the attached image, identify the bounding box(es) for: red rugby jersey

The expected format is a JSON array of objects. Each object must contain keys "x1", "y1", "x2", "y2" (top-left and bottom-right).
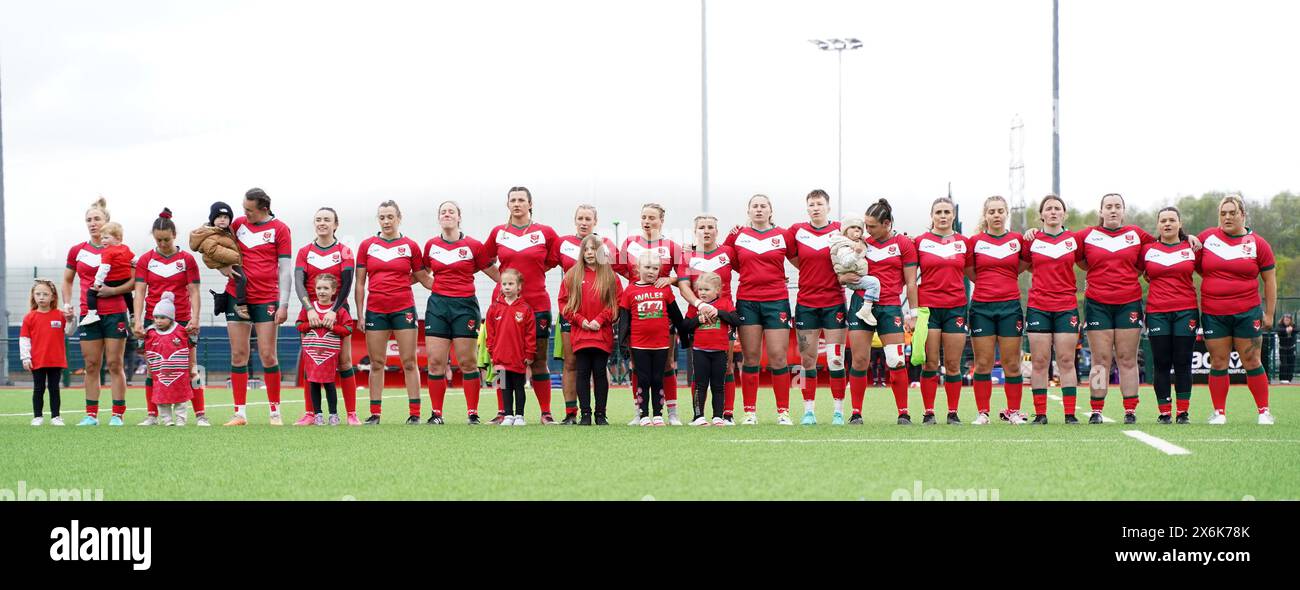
[
  {"x1": 356, "y1": 235, "x2": 423, "y2": 314},
  {"x1": 786, "y1": 222, "x2": 846, "y2": 309},
  {"x1": 296, "y1": 240, "x2": 355, "y2": 306},
  {"x1": 66, "y1": 242, "x2": 129, "y2": 315},
  {"x1": 616, "y1": 235, "x2": 681, "y2": 283},
  {"x1": 1141, "y1": 240, "x2": 1198, "y2": 313},
  {"x1": 225, "y1": 216, "x2": 292, "y2": 305},
  {"x1": 620, "y1": 282, "x2": 677, "y2": 350},
  {"x1": 686, "y1": 296, "x2": 737, "y2": 351},
  {"x1": 557, "y1": 234, "x2": 617, "y2": 273},
  {"x1": 1023, "y1": 229, "x2": 1081, "y2": 312},
  {"x1": 862, "y1": 233, "x2": 917, "y2": 305},
  {"x1": 967, "y1": 232, "x2": 1024, "y2": 303},
  {"x1": 676, "y1": 245, "x2": 736, "y2": 303},
  {"x1": 145, "y1": 324, "x2": 192, "y2": 404},
  {"x1": 724, "y1": 225, "x2": 790, "y2": 302},
  {"x1": 136, "y1": 249, "x2": 200, "y2": 323},
  {"x1": 485, "y1": 223, "x2": 560, "y2": 313},
  {"x1": 1197, "y1": 228, "x2": 1275, "y2": 316},
  {"x1": 21, "y1": 308, "x2": 69, "y2": 370},
  {"x1": 423, "y1": 234, "x2": 491, "y2": 299},
  {"x1": 914, "y1": 232, "x2": 969, "y2": 309},
  {"x1": 1077, "y1": 225, "x2": 1153, "y2": 305}
]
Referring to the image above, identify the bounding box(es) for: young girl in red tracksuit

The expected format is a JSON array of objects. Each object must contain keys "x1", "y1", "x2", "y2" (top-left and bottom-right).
[
  {"x1": 487, "y1": 269, "x2": 538, "y2": 426},
  {"x1": 679, "y1": 271, "x2": 742, "y2": 426},
  {"x1": 296, "y1": 274, "x2": 355, "y2": 426},
  {"x1": 558, "y1": 235, "x2": 623, "y2": 426},
  {"x1": 144, "y1": 292, "x2": 195, "y2": 426},
  {"x1": 617, "y1": 252, "x2": 686, "y2": 426}
]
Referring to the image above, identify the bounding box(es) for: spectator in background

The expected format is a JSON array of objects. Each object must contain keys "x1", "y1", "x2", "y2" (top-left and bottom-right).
[{"x1": 1279, "y1": 314, "x2": 1296, "y2": 384}]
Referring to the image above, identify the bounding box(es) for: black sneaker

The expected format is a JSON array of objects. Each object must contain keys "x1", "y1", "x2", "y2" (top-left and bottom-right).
[
  {"x1": 922, "y1": 412, "x2": 936, "y2": 425},
  {"x1": 896, "y1": 413, "x2": 912, "y2": 425},
  {"x1": 426, "y1": 414, "x2": 445, "y2": 425},
  {"x1": 998, "y1": 410, "x2": 1010, "y2": 422},
  {"x1": 1064, "y1": 414, "x2": 1080, "y2": 425},
  {"x1": 594, "y1": 412, "x2": 610, "y2": 426},
  {"x1": 1031, "y1": 415, "x2": 1048, "y2": 425},
  {"x1": 1156, "y1": 413, "x2": 1172, "y2": 425},
  {"x1": 1088, "y1": 412, "x2": 1104, "y2": 424},
  {"x1": 578, "y1": 412, "x2": 593, "y2": 426},
  {"x1": 405, "y1": 415, "x2": 421, "y2": 426},
  {"x1": 560, "y1": 413, "x2": 578, "y2": 426},
  {"x1": 848, "y1": 413, "x2": 864, "y2": 425},
  {"x1": 946, "y1": 412, "x2": 961, "y2": 425},
  {"x1": 467, "y1": 414, "x2": 482, "y2": 425},
  {"x1": 540, "y1": 413, "x2": 558, "y2": 426},
  {"x1": 1175, "y1": 412, "x2": 1190, "y2": 425},
  {"x1": 364, "y1": 414, "x2": 381, "y2": 426},
  {"x1": 1123, "y1": 412, "x2": 1137, "y2": 425},
  {"x1": 489, "y1": 413, "x2": 506, "y2": 425}
]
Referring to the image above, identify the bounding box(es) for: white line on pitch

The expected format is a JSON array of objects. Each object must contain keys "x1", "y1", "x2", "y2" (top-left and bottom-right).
[
  {"x1": 1123, "y1": 430, "x2": 1192, "y2": 455},
  {"x1": 1047, "y1": 393, "x2": 1115, "y2": 422},
  {"x1": 718, "y1": 438, "x2": 1121, "y2": 444},
  {"x1": 0, "y1": 393, "x2": 417, "y2": 417}
]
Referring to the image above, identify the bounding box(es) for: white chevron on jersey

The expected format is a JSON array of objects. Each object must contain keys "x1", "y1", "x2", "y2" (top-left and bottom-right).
[
  {"x1": 734, "y1": 232, "x2": 786, "y2": 255},
  {"x1": 918, "y1": 239, "x2": 966, "y2": 259},
  {"x1": 795, "y1": 228, "x2": 836, "y2": 251},
  {"x1": 495, "y1": 230, "x2": 548, "y2": 252},
  {"x1": 366, "y1": 242, "x2": 414, "y2": 263},
  {"x1": 236, "y1": 224, "x2": 277, "y2": 250},
  {"x1": 559, "y1": 240, "x2": 582, "y2": 261},
  {"x1": 75, "y1": 249, "x2": 103, "y2": 269},
  {"x1": 689, "y1": 254, "x2": 731, "y2": 273},
  {"x1": 147, "y1": 258, "x2": 187, "y2": 278},
  {"x1": 306, "y1": 250, "x2": 345, "y2": 271},
  {"x1": 1084, "y1": 230, "x2": 1141, "y2": 253},
  {"x1": 625, "y1": 241, "x2": 670, "y2": 261},
  {"x1": 1202, "y1": 234, "x2": 1257, "y2": 261},
  {"x1": 1030, "y1": 237, "x2": 1077, "y2": 259},
  {"x1": 426, "y1": 243, "x2": 474, "y2": 266},
  {"x1": 974, "y1": 240, "x2": 1020, "y2": 260},
  {"x1": 866, "y1": 242, "x2": 902, "y2": 263},
  {"x1": 1143, "y1": 246, "x2": 1195, "y2": 267},
  {"x1": 146, "y1": 349, "x2": 190, "y2": 387}
]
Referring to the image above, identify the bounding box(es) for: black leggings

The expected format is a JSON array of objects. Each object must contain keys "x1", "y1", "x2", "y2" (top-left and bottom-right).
[
  {"x1": 574, "y1": 348, "x2": 610, "y2": 413},
  {"x1": 33, "y1": 367, "x2": 62, "y2": 417},
  {"x1": 503, "y1": 370, "x2": 527, "y2": 416},
  {"x1": 633, "y1": 348, "x2": 668, "y2": 417},
  {"x1": 310, "y1": 381, "x2": 338, "y2": 415},
  {"x1": 693, "y1": 349, "x2": 727, "y2": 419},
  {"x1": 1149, "y1": 335, "x2": 1194, "y2": 407}
]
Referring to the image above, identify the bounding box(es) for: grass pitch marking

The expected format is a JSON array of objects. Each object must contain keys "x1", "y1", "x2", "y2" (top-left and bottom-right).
[
  {"x1": 0, "y1": 393, "x2": 417, "y2": 417},
  {"x1": 1123, "y1": 430, "x2": 1192, "y2": 455},
  {"x1": 719, "y1": 438, "x2": 1122, "y2": 444}
]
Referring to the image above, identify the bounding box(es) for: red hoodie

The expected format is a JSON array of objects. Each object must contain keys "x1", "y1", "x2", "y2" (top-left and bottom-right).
[
  {"x1": 487, "y1": 295, "x2": 537, "y2": 373},
  {"x1": 558, "y1": 267, "x2": 621, "y2": 354}
]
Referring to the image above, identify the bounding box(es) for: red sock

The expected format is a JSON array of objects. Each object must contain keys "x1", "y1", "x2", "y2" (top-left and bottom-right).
[
  {"x1": 801, "y1": 369, "x2": 817, "y2": 402},
  {"x1": 772, "y1": 369, "x2": 791, "y2": 413},
  {"x1": 86, "y1": 401, "x2": 99, "y2": 416},
  {"x1": 112, "y1": 401, "x2": 126, "y2": 418},
  {"x1": 145, "y1": 382, "x2": 158, "y2": 416},
  {"x1": 408, "y1": 397, "x2": 421, "y2": 417},
  {"x1": 889, "y1": 368, "x2": 908, "y2": 415},
  {"x1": 1032, "y1": 389, "x2": 1048, "y2": 416},
  {"x1": 231, "y1": 368, "x2": 248, "y2": 408},
  {"x1": 192, "y1": 387, "x2": 205, "y2": 414},
  {"x1": 973, "y1": 376, "x2": 992, "y2": 414},
  {"x1": 464, "y1": 372, "x2": 481, "y2": 416},
  {"x1": 724, "y1": 377, "x2": 736, "y2": 414},
  {"x1": 920, "y1": 374, "x2": 939, "y2": 414},
  {"x1": 340, "y1": 370, "x2": 358, "y2": 414},
  {"x1": 741, "y1": 370, "x2": 759, "y2": 413},
  {"x1": 1246, "y1": 370, "x2": 1269, "y2": 411},
  {"x1": 428, "y1": 376, "x2": 447, "y2": 416},
  {"x1": 662, "y1": 373, "x2": 677, "y2": 404},
  {"x1": 1158, "y1": 402, "x2": 1172, "y2": 415},
  {"x1": 1004, "y1": 378, "x2": 1023, "y2": 412},
  {"x1": 1176, "y1": 396, "x2": 1190, "y2": 414},
  {"x1": 496, "y1": 387, "x2": 505, "y2": 414},
  {"x1": 944, "y1": 378, "x2": 962, "y2": 413},
  {"x1": 533, "y1": 375, "x2": 553, "y2": 414},
  {"x1": 849, "y1": 372, "x2": 868, "y2": 414},
  {"x1": 1123, "y1": 396, "x2": 1138, "y2": 413},
  {"x1": 1090, "y1": 397, "x2": 1106, "y2": 413},
  {"x1": 830, "y1": 373, "x2": 846, "y2": 401},
  {"x1": 370, "y1": 399, "x2": 382, "y2": 415},
  {"x1": 264, "y1": 366, "x2": 282, "y2": 413}
]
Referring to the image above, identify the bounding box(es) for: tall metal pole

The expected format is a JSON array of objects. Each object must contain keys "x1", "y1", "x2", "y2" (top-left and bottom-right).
[
  {"x1": 0, "y1": 64, "x2": 10, "y2": 385},
  {"x1": 700, "y1": 0, "x2": 710, "y2": 213},
  {"x1": 1052, "y1": 0, "x2": 1061, "y2": 196},
  {"x1": 836, "y1": 49, "x2": 844, "y2": 221}
]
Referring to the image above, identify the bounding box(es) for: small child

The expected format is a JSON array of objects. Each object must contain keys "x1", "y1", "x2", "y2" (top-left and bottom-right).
[
  {"x1": 829, "y1": 216, "x2": 882, "y2": 326},
  {"x1": 144, "y1": 292, "x2": 195, "y2": 426},
  {"x1": 486, "y1": 269, "x2": 537, "y2": 426},
  {"x1": 679, "y1": 272, "x2": 740, "y2": 426},
  {"x1": 21, "y1": 279, "x2": 76, "y2": 426},
  {"x1": 295, "y1": 275, "x2": 355, "y2": 426},
  {"x1": 80, "y1": 222, "x2": 135, "y2": 326},
  {"x1": 189, "y1": 201, "x2": 249, "y2": 319},
  {"x1": 616, "y1": 252, "x2": 685, "y2": 426}
]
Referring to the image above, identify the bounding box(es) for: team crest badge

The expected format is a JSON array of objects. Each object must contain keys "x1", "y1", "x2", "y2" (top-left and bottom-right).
[
  {"x1": 1069, "y1": 316, "x2": 1079, "y2": 327},
  {"x1": 835, "y1": 312, "x2": 844, "y2": 322},
  {"x1": 1125, "y1": 234, "x2": 1135, "y2": 244},
  {"x1": 1129, "y1": 311, "x2": 1139, "y2": 324},
  {"x1": 116, "y1": 322, "x2": 126, "y2": 332},
  {"x1": 262, "y1": 231, "x2": 273, "y2": 243},
  {"x1": 1180, "y1": 250, "x2": 1191, "y2": 259},
  {"x1": 1016, "y1": 320, "x2": 1024, "y2": 331},
  {"x1": 888, "y1": 245, "x2": 898, "y2": 255},
  {"x1": 1009, "y1": 241, "x2": 1019, "y2": 252},
  {"x1": 172, "y1": 337, "x2": 182, "y2": 346},
  {"x1": 771, "y1": 237, "x2": 781, "y2": 247},
  {"x1": 1243, "y1": 243, "x2": 1255, "y2": 256},
  {"x1": 176, "y1": 261, "x2": 185, "y2": 271},
  {"x1": 1188, "y1": 319, "x2": 1197, "y2": 330},
  {"x1": 468, "y1": 319, "x2": 477, "y2": 330},
  {"x1": 893, "y1": 316, "x2": 902, "y2": 327},
  {"x1": 778, "y1": 312, "x2": 788, "y2": 323},
  {"x1": 954, "y1": 242, "x2": 966, "y2": 253},
  {"x1": 514, "y1": 312, "x2": 524, "y2": 322},
  {"x1": 1064, "y1": 241, "x2": 1075, "y2": 250},
  {"x1": 719, "y1": 255, "x2": 729, "y2": 265},
  {"x1": 955, "y1": 316, "x2": 965, "y2": 327},
  {"x1": 402, "y1": 312, "x2": 412, "y2": 324},
  {"x1": 332, "y1": 253, "x2": 341, "y2": 263},
  {"x1": 459, "y1": 248, "x2": 469, "y2": 259},
  {"x1": 530, "y1": 233, "x2": 540, "y2": 244},
  {"x1": 1253, "y1": 319, "x2": 1261, "y2": 330},
  {"x1": 268, "y1": 304, "x2": 277, "y2": 314},
  {"x1": 398, "y1": 246, "x2": 408, "y2": 256},
  {"x1": 540, "y1": 318, "x2": 549, "y2": 328}
]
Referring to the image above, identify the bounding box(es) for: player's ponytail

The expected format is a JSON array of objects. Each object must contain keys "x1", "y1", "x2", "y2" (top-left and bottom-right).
[
  {"x1": 865, "y1": 198, "x2": 893, "y2": 226},
  {"x1": 87, "y1": 196, "x2": 110, "y2": 221}
]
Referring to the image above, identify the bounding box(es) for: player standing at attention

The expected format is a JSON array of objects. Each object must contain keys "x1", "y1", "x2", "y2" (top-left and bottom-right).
[
  {"x1": 965, "y1": 196, "x2": 1028, "y2": 425},
  {"x1": 355, "y1": 200, "x2": 432, "y2": 425},
  {"x1": 421, "y1": 201, "x2": 499, "y2": 425},
  {"x1": 913, "y1": 197, "x2": 970, "y2": 425},
  {"x1": 1141, "y1": 207, "x2": 1199, "y2": 424},
  {"x1": 484, "y1": 187, "x2": 562, "y2": 425},
  {"x1": 615, "y1": 203, "x2": 684, "y2": 424},
  {"x1": 558, "y1": 235, "x2": 622, "y2": 425},
  {"x1": 786, "y1": 189, "x2": 850, "y2": 425},
  {"x1": 293, "y1": 207, "x2": 360, "y2": 425},
  {"x1": 555, "y1": 205, "x2": 618, "y2": 424},
  {"x1": 676, "y1": 215, "x2": 737, "y2": 423},
  {"x1": 1022, "y1": 195, "x2": 1082, "y2": 424},
  {"x1": 1198, "y1": 195, "x2": 1276, "y2": 424}
]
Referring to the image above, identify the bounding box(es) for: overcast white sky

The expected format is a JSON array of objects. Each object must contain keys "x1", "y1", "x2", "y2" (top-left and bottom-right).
[{"x1": 2, "y1": 0, "x2": 1297, "y2": 265}]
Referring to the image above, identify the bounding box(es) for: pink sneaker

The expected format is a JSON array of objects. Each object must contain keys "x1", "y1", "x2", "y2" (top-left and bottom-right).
[
  {"x1": 294, "y1": 413, "x2": 316, "y2": 426},
  {"x1": 346, "y1": 412, "x2": 361, "y2": 426}
]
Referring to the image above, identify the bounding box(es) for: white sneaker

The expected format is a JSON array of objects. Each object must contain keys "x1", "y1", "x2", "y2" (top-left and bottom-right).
[
  {"x1": 1208, "y1": 411, "x2": 1227, "y2": 425},
  {"x1": 512, "y1": 415, "x2": 526, "y2": 426},
  {"x1": 160, "y1": 408, "x2": 174, "y2": 427},
  {"x1": 651, "y1": 415, "x2": 666, "y2": 427},
  {"x1": 723, "y1": 417, "x2": 736, "y2": 426},
  {"x1": 972, "y1": 412, "x2": 991, "y2": 425},
  {"x1": 741, "y1": 412, "x2": 758, "y2": 425},
  {"x1": 1258, "y1": 410, "x2": 1274, "y2": 425},
  {"x1": 501, "y1": 415, "x2": 516, "y2": 426},
  {"x1": 137, "y1": 414, "x2": 158, "y2": 427},
  {"x1": 668, "y1": 411, "x2": 683, "y2": 426},
  {"x1": 80, "y1": 311, "x2": 101, "y2": 326},
  {"x1": 31, "y1": 417, "x2": 43, "y2": 426},
  {"x1": 777, "y1": 412, "x2": 794, "y2": 426},
  {"x1": 639, "y1": 416, "x2": 653, "y2": 426},
  {"x1": 856, "y1": 302, "x2": 877, "y2": 326},
  {"x1": 1008, "y1": 411, "x2": 1026, "y2": 425},
  {"x1": 50, "y1": 416, "x2": 65, "y2": 426},
  {"x1": 195, "y1": 414, "x2": 211, "y2": 426},
  {"x1": 712, "y1": 417, "x2": 726, "y2": 426},
  {"x1": 690, "y1": 416, "x2": 710, "y2": 426},
  {"x1": 628, "y1": 411, "x2": 643, "y2": 426}
]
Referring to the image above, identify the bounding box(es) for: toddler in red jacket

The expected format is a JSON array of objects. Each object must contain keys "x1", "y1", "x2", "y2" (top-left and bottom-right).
[{"x1": 486, "y1": 269, "x2": 537, "y2": 426}]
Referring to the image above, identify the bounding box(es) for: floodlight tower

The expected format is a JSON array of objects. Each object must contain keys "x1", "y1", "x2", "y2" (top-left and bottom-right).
[{"x1": 1009, "y1": 114, "x2": 1026, "y2": 233}]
